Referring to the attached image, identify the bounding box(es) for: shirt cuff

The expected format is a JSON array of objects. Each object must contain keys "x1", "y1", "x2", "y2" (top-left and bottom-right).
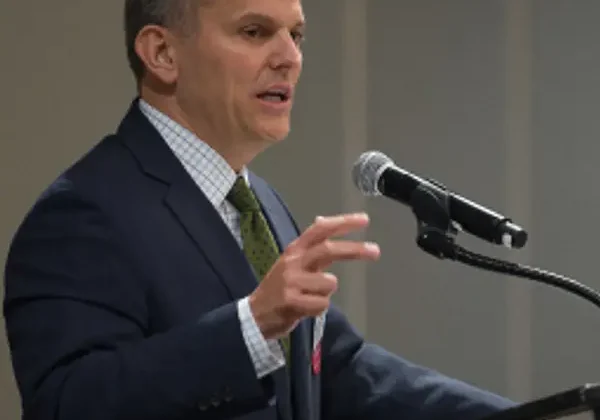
[{"x1": 237, "y1": 297, "x2": 286, "y2": 378}]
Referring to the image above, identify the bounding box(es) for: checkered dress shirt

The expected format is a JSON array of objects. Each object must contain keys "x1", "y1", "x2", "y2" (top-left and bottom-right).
[{"x1": 139, "y1": 99, "x2": 285, "y2": 378}]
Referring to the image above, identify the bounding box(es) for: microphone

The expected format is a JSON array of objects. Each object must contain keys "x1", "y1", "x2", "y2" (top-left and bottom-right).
[{"x1": 352, "y1": 150, "x2": 528, "y2": 249}]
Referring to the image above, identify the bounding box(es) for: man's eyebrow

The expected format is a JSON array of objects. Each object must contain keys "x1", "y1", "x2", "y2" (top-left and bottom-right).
[{"x1": 235, "y1": 12, "x2": 306, "y2": 28}]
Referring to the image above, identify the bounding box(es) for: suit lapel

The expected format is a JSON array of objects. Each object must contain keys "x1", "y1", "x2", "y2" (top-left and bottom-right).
[
  {"x1": 118, "y1": 99, "x2": 258, "y2": 301},
  {"x1": 251, "y1": 174, "x2": 315, "y2": 420},
  {"x1": 163, "y1": 181, "x2": 258, "y2": 299}
]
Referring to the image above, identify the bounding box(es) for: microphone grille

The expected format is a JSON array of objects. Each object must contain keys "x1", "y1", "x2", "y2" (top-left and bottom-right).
[{"x1": 351, "y1": 151, "x2": 394, "y2": 196}]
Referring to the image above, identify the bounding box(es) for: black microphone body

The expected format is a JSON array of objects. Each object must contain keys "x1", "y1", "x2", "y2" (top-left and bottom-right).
[{"x1": 378, "y1": 165, "x2": 528, "y2": 249}]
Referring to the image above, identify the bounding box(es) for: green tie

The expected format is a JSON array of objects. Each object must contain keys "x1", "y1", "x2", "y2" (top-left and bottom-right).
[{"x1": 227, "y1": 176, "x2": 291, "y2": 359}]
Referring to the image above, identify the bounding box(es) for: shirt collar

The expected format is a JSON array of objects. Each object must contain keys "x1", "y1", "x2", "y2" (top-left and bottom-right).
[{"x1": 138, "y1": 99, "x2": 249, "y2": 209}]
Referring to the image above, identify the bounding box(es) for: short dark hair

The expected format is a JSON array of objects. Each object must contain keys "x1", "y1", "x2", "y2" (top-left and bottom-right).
[{"x1": 124, "y1": 0, "x2": 196, "y2": 82}]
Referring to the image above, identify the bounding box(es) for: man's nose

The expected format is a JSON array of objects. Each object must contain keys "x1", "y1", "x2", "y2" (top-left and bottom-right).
[{"x1": 271, "y1": 32, "x2": 303, "y2": 70}]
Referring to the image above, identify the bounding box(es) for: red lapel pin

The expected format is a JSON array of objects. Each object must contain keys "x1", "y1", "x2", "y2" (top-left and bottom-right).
[{"x1": 312, "y1": 342, "x2": 322, "y2": 375}]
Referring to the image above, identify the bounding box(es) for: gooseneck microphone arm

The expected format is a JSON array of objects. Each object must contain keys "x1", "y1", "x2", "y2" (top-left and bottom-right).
[
  {"x1": 352, "y1": 150, "x2": 600, "y2": 310},
  {"x1": 409, "y1": 181, "x2": 600, "y2": 310}
]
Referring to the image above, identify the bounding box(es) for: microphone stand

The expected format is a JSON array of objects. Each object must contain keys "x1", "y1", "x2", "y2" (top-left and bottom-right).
[
  {"x1": 409, "y1": 183, "x2": 600, "y2": 309},
  {"x1": 408, "y1": 183, "x2": 600, "y2": 420}
]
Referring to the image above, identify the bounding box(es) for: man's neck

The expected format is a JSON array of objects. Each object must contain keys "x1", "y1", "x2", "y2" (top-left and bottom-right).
[{"x1": 138, "y1": 92, "x2": 257, "y2": 173}]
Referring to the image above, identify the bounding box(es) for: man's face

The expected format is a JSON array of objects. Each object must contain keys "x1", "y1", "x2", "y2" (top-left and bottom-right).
[{"x1": 173, "y1": 0, "x2": 305, "y2": 150}]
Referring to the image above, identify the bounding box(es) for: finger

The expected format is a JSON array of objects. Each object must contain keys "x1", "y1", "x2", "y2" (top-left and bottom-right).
[
  {"x1": 290, "y1": 213, "x2": 370, "y2": 251},
  {"x1": 290, "y1": 272, "x2": 338, "y2": 296},
  {"x1": 302, "y1": 240, "x2": 381, "y2": 271},
  {"x1": 283, "y1": 293, "x2": 332, "y2": 318}
]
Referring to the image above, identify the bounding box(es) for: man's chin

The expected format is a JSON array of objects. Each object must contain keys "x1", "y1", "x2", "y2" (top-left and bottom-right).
[{"x1": 258, "y1": 122, "x2": 291, "y2": 143}]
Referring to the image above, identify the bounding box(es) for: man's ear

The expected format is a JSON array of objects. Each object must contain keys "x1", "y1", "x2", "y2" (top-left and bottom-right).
[{"x1": 134, "y1": 25, "x2": 179, "y2": 85}]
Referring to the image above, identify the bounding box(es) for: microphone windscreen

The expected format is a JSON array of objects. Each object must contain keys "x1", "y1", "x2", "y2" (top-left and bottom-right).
[{"x1": 351, "y1": 150, "x2": 394, "y2": 196}]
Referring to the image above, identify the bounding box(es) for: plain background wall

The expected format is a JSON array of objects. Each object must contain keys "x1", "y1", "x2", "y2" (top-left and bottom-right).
[{"x1": 2, "y1": 1, "x2": 600, "y2": 418}]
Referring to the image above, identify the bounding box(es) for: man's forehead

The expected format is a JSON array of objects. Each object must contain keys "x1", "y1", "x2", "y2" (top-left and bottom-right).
[{"x1": 206, "y1": 0, "x2": 305, "y2": 24}]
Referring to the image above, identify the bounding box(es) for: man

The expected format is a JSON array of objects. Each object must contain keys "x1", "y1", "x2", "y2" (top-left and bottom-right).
[{"x1": 3, "y1": 0, "x2": 516, "y2": 419}]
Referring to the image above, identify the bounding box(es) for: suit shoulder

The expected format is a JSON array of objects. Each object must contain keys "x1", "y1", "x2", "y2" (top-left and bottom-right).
[
  {"x1": 66, "y1": 133, "x2": 136, "y2": 184},
  {"x1": 8, "y1": 134, "x2": 128, "y2": 242}
]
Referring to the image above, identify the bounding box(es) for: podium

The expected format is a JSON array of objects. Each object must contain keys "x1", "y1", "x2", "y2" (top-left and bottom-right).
[{"x1": 483, "y1": 383, "x2": 600, "y2": 420}]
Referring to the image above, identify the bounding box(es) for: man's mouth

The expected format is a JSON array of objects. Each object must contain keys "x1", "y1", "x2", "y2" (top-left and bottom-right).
[{"x1": 257, "y1": 86, "x2": 292, "y2": 103}]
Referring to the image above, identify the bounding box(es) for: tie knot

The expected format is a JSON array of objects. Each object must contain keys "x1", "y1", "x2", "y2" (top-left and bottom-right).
[{"x1": 228, "y1": 177, "x2": 260, "y2": 213}]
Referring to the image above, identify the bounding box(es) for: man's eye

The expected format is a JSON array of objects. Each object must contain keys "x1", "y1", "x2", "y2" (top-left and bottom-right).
[
  {"x1": 243, "y1": 26, "x2": 265, "y2": 38},
  {"x1": 291, "y1": 30, "x2": 305, "y2": 44}
]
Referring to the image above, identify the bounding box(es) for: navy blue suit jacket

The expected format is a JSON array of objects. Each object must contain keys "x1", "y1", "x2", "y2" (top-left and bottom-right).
[{"x1": 4, "y1": 100, "x2": 515, "y2": 420}]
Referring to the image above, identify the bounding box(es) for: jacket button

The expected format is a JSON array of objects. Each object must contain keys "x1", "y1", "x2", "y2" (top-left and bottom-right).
[
  {"x1": 198, "y1": 402, "x2": 209, "y2": 411},
  {"x1": 210, "y1": 396, "x2": 221, "y2": 407}
]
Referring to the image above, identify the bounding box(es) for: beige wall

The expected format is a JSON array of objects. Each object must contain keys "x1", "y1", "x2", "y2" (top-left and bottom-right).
[{"x1": 2, "y1": 1, "x2": 600, "y2": 418}]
